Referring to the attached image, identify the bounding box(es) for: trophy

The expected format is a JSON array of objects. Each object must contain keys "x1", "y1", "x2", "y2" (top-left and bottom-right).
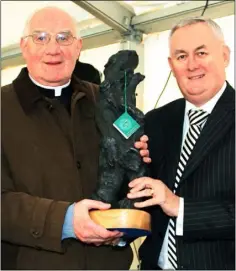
[{"x1": 90, "y1": 50, "x2": 151, "y2": 239}]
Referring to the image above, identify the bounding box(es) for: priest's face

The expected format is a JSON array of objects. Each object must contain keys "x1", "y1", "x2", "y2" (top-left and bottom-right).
[{"x1": 20, "y1": 7, "x2": 82, "y2": 87}]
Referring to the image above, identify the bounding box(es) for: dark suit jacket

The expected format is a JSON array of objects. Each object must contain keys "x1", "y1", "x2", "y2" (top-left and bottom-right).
[{"x1": 140, "y1": 82, "x2": 235, "y2": 270}]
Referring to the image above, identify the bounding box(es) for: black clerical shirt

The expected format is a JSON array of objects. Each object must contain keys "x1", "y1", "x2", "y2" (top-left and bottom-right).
[{"x1": 36, "y1": 84, "x2": 73, "y2": 114}]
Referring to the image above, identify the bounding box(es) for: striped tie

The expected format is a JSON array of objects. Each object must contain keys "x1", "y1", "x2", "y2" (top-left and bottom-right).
[{"x1": 167, "y1": 109, "x2": 209, "y2": 269}]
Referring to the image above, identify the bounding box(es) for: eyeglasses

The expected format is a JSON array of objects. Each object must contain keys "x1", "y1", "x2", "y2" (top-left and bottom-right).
[{"x1": 23, "y1": 31, "x2": 77, "y2": 46}]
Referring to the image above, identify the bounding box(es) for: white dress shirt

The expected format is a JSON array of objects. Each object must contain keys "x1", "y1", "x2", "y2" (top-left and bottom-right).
[{"x1": 158, "y1": 82, "x2": 227, "y2": 269}]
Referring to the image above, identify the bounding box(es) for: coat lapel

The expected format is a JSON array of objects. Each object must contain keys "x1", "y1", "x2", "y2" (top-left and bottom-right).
[
  {"x1": 164, "y1": 99, "x2": 186, "y2": 188},
  {"x1": 180, "y1": 84, "x2": 235, "y2": 184}
]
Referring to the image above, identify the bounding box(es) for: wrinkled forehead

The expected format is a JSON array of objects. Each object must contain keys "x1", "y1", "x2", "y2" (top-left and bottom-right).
[{"x1": 29, "y1": 10, "x2": 76, "y2": 35}]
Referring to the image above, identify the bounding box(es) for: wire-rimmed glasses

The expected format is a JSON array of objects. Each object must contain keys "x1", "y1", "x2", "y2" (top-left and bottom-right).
[{"x1": 23, "y1": 31, "x2": 77, "y2": 46}]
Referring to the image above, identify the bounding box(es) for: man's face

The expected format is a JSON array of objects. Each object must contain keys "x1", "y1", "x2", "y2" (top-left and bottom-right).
[
  {"x1": 168, "y1": 23, "x2": 230, "y2": 106},
  {"x1": 20, "y1": 9, "x2": 82, "y2": 86}
]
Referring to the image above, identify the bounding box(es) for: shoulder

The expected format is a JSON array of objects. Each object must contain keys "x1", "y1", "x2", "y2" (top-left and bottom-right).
[
  {"x1": 1, "y1": 83, "x2": 15, "y2": 103},
  {"x1": 81, "y1": 79, "x2": 99, "y2": 98},
  {"x1": 226, "y1": 81, "x2": 235, "y2": 100},
  {"x1": 144, "y1": 98, "x2": 185, "y2": 139},
  {"x1": 72, "y1": 75, "x2": 99, "y2": 103},
  {"x1": 145, "y1": 98, "x2": 185, "y2": 122},
  {"x1": 1, "y1": 83, "x2": 20, "y2": 119},
  {"x1": 2, "y1": 83, "x2": 13, "y2": 94}
]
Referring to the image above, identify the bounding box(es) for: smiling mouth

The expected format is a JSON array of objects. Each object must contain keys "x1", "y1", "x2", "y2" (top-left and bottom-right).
[
  {"x1": 188, "y1": 74, "x2": 205, "y2": 80},
  {"x1": 44, "y1": 62, "x2": 62, "y2": 65}
]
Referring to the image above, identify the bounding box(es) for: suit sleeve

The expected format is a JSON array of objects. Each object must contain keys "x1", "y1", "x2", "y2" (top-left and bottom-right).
[
  {"x1": 183, "y1": 197, "x2": 234, "y2": 240},
  {"x1": 1, "y1": 146, "x2": 71, "y2": 253}
]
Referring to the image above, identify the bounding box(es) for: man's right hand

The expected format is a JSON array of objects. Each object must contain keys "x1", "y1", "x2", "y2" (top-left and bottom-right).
[{"x1": 73, "y1": 199, "x2": 123, "y2": 246}]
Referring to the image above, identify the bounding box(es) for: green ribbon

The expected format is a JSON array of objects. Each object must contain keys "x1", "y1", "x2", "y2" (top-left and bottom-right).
[{"x1": 124, "y1": 70, "x2": 127, "y2": 113}]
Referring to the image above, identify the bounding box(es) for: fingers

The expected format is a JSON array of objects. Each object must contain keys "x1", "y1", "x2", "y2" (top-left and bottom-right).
[
  {"x1": 127, "y1": 188, "x2": 154, "y2": 199},
  {"x1": 143, "y1": 157, "x2": 152, "y2": 163},
  {"x1": 129, "y1": 177, "x2": 153, "y2": 189},
  {"x1": 76, "y1": 219, "x2": 122, "y2": 243},
  {"x1": 89, "y1": 232, "x2": 121, "y2": 243},
  {"x1": 103, "y1": 237, "x2": 121, "y2": 246},
  {"x1": 134, "y1": 198, "x2": 155, "y2": 208},
  {"x1": 134, "y1": 141, "x2": 147, "y2": 150},
  {"x1": 88, "y1": 230, "x2": 123, "y2": 244},
  {"x1": 140, "y1": 135, "x2": 149, "y2": 143},
  {"x1": 134, "y1": 135, "x2": 152, "y2": 163},
  {"x1": 95, "y1": 226, "x2": 123, "y2": 239},
  {"x1": 127, "y1": 178, "x2": 169, "y2": 209},
  {"x1": 129, "y1": 181, "x2": 147, "y2": 193},
  {"x1": 81, "y1": 199, "x2": 111, "y2": 211},
  {"x1": 73, "y1": 200, "x2": 122, "y2": 244},
  {"x1": 93, "y1": 237, "x2": 121, "y2": 247},
  {"x1": 140, "y1": 150, "x2": 152, "y2": 163},
  {"x1": 127, "y1": 177, "x2": 155, "y2": 203},
  {"x1": 134, "y1": 135, "x2": 148, "y2": 149},
  {"x1": 140, "y1": 149, "x2": 149, "y2": 157},
  {"x1": 111, "y1": 238, "x2": 122, "y2": 246}
]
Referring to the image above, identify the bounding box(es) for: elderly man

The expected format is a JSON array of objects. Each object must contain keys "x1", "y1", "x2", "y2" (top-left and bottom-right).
[
  {"x1": 128, "y1": 17, "x2": 235, "y2": 270},
  {"x1": 1, "y1": 6, "x2": 150, "y2": 270}
]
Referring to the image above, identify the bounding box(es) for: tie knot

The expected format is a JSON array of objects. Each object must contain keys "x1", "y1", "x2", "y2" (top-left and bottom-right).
[{"x1": 188, "y1": 109, "x2": 209, "y2": 126}]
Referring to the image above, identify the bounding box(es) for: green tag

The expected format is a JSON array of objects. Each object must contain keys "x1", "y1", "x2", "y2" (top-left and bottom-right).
[{"x1": 113, "y1": 112, "x2": 140, "y2": 139}]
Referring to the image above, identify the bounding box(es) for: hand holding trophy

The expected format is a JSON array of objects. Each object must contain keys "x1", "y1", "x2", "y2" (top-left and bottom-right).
[{"x1": 90, "y1": 50, "x2": 151, "y2": 241}]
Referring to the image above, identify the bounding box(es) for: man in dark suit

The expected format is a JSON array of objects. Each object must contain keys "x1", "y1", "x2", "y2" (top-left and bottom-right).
[{"x1": 127, "y1": 17, "x2": 235, "y2": 270}]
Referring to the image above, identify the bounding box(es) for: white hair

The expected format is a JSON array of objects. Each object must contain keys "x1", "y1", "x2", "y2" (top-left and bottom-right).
[
  {"x1": 22, "y1": 6, "x2": 79, "y2": 37},
  {"x1": 169, "y1": 16, "x2": 225, "y2": 43}
]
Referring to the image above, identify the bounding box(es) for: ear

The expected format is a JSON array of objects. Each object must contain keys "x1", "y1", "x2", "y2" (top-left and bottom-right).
[
  {"x1": 222, "y1": 45, "x2": 230, "y2": 68},
  {"x1": 76, "y1": 38, "x2": 83, "y2": 58},
  {"x1": 168, "y1": 56, "x2": 175, "y2": 77},
  {"x1": 20, "y1": 38, "x2": 28, "y2": 59}
]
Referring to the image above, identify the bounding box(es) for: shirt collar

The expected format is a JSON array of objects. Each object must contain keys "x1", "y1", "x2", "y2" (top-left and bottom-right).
[
  {"x1": 185, "y1": 81, "x2": 227, "y2": 115},
  {"x1": 29, "y1": 73, "x2": 71, "y2": 96},
  {"x1": 13, "y1": 67, "x2": 96, "y2": 115}
]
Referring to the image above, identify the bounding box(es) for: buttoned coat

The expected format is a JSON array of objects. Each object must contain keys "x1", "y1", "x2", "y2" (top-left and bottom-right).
[{"x1": 1, "y1": 68, "x2": 132, "y2": 270}]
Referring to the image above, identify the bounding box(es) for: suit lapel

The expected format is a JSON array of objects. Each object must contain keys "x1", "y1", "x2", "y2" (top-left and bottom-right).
[
  {"x1": 180, "y1": 83, "x2": 235, "y2": 184},
  {"x1": 164, "y1": 99, "x2": 185, "y2": 188}
]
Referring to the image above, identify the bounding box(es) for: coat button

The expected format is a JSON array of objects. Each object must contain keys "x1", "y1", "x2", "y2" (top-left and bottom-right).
[
  {"x1": 47, "y1": 103, "x2": 54, "y2": 111},
  {"x1": 31, "y1": 229, "x2": 41, "y2": 238},
  {"x1": 76, "y1": 161, "x2": 81, "y2": 169}
]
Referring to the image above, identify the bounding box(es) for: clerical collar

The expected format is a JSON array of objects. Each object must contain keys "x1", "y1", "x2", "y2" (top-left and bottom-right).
[{"x1": 29, "y1": 74, "x2": 71, "y2": 96}]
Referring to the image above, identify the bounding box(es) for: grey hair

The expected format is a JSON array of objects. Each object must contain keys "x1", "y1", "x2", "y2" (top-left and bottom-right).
[
  {"x1": 22, "y1": 6, "x2": 79, "y2": 37},
  {"x1": 169, "y1": 16, "x2": 225, "y2": 43}
]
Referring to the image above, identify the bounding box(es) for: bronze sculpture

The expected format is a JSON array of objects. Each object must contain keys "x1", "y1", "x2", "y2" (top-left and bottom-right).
[{"x1": 91, "y1": 50, "x2": 146, "y2": 209}]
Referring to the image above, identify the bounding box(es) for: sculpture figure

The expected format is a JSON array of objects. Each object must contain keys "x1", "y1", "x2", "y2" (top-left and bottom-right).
[{"x1": 91, "y1": 50, "x2": 146, "y2": 209}]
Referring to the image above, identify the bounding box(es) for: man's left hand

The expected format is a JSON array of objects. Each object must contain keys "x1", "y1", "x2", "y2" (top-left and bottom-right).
[
  {"x1": 127, "y1": 177, "x2": 180, "y2": 217},
  {"x1": 135, "y1": 135, "x2": 151, "y2": 163}
]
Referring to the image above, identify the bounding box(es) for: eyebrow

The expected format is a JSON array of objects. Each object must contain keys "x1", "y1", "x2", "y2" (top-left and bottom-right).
[
  {"x1": 32, "y1": 29, "x2": 73, "y2": 34},
  {"x1": 31, "y1": 29, "x2": 45, "y2": 33},
  {"x1": 174, "y1": 45, "x2": 207, "y2": 56}
]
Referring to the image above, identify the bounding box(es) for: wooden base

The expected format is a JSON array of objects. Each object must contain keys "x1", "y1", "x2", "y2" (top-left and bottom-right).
[{"x1": 89, "y1": 209, "x2": 151, "y2": 233}]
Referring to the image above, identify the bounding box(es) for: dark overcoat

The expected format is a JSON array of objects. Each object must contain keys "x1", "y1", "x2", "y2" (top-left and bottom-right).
[{"x1": 1, "y1": 68, "x2": 132, "y2": 270}]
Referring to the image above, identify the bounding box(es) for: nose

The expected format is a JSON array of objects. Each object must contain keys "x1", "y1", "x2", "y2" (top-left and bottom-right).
[
  {"x1": 44, "y1": 38, "x2": 60, "y2": 55},
  {"x1": 187, "y1": 55, "x2": 199, "y2": 71}
]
